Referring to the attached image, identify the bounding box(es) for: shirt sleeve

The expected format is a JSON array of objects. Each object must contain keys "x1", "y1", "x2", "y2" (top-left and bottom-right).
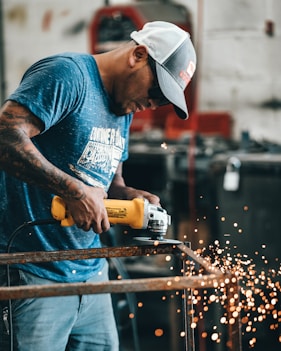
[{"x1": 7, "y1": 55, "x2": 84, "y2": 132}]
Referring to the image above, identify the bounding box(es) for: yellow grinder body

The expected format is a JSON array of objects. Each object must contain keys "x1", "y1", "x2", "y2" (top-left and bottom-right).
[{"x1": 51, "y1": 196, "x2": 146, "y2": 229}]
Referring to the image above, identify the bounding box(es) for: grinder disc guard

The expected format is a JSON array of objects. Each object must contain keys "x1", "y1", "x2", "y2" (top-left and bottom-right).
[{"x1": 133, "y1": 236, "x2": 182, "y2": 245}]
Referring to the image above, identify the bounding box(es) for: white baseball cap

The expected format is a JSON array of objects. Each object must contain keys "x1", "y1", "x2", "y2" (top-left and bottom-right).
[{"x1": 130, "y1": 21, "x2": 196, "y2": 120}]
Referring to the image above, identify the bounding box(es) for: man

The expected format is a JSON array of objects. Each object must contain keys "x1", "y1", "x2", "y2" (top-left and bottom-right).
[{"x1": 0, "y1": 21, "x2": 196, "y2": 350}]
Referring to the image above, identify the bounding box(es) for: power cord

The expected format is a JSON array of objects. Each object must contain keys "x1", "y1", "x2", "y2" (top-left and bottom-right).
[{"x1": 4, "y1": 219, "x2": 57, "y2": 351}]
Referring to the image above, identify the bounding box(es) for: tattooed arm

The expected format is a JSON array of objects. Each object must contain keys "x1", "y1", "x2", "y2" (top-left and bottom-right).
[{"x1": 0, "y1": 101, "x2": 110, "y2": 233}]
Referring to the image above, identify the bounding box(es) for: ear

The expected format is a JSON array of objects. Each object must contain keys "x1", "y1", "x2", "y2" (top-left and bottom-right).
[{"x1": 128, "y1": 45, "x2": 149, "y2": 67}]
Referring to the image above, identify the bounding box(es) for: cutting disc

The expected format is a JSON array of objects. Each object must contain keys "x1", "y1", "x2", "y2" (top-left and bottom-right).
[{"x1": 133, "y1": 237, "x2": 182, "y2": 245}]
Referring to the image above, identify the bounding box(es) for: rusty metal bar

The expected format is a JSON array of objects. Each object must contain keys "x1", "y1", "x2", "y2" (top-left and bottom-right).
[
  {"x1": 176, "y1": 243, "x2": 222, "y2": 275},
  {"x1": 0, "y1": 244, "x2": 176, "y2": 265},
  {"x1": 0, "y1": 273, "x2": 227, "y2": 300},
  {"x1": 225, "y1": 279, "x2": 242, "y2": 351},
  {"x1": 0, "y1": 243, "x2": 221, "y2": 276},
  {"x1": 182, "y1": 242, "x2": 195, "y2": 351}
]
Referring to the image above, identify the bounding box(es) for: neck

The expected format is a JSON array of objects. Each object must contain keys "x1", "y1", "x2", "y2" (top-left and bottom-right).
[{"x1": 93, "y1": 41, "x2": 136, "y2": 94}]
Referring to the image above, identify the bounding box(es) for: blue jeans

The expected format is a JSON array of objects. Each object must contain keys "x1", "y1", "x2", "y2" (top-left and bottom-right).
[{"x1": 0, "y1": 261, "x2": 119, "y2": 351}]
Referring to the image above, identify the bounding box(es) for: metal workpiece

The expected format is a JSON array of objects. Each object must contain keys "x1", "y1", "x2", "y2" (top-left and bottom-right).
[
  {"x1": 0, "y1": 244, "x2": 227, "y2": 299},
  {"x1": 0, "y1": 244, "x2": 176, "y2": 266},
  {"x1": 0, "y1": 272, "x2": 228, "y2": 301},
  {"x1": 225, "y1": 280, "x2": 242, "y2": 351},
  {"x1": 0, "y1": 241, "x2": 242, "y2": 351}
]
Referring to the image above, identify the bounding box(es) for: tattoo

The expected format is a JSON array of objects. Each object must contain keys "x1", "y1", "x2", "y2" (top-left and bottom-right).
[
  {"x1": 0, "y1": 101, "x2": 85, "y2": 200},
  {"x1": 0, "y1": 101, "x2": 43, "y2": 135}
]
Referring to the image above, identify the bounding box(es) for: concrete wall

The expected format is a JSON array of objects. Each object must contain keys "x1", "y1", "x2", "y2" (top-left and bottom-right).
[
  {"x1": 1, "y1": 0, "x2": 104, "y2": 94},
  {"x1": 1, "y1": 0, "x2": 281, "y2": 143},
  {"x1": 194, "y1": 0, "x2": 281, "y2": 142}
]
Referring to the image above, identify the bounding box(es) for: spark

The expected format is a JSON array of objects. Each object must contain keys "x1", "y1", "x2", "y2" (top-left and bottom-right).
[
  {"x1": 211, "y1": 332, "x2": 219, "y2": 341},
  {"x1": 165, "y1": 255, "x2": 172, "y2": 262},
  {"x1": 189, "y1": 239, "x2": 281, "y2": 347},
  {"x1": 154, "y1": 328, "x2": 164, "y2": 337}
]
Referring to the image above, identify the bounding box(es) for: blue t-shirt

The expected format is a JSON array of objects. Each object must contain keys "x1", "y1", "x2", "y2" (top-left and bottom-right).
[{"x1": 0, "y1": 53, "x2": 133, "y2": 282}]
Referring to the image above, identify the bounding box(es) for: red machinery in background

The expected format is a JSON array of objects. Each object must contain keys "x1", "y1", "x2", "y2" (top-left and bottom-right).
[{"x1": 89, "y1": 2, "x2": 231, "y2": 139}]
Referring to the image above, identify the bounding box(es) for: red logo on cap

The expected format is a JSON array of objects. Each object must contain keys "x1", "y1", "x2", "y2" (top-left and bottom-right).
[
  {"x1": 180, "y1": 61, "x2": 196, "y2": 85},
  {"x1": 187, "y1": 61, "x2": 196, "y2": 78},
  {"x1": 180, "y1": 71, "x2": 191, "y2": 85}
]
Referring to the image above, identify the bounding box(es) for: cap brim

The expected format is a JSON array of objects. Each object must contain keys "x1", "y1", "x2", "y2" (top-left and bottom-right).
[{"x1": 155, "y1": 63, "x2": 188, "y2": 120}]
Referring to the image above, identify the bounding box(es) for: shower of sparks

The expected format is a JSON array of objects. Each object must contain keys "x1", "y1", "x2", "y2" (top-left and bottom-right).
[
  {"x1": 177, "y1": 239, "x2": 281, "y2": 348},
  {"x1": 114, "y1": 212, "x2": 280, "y2": 349},
  {"x1": 129, "y1": 239, "x2": 280, "y2": 348},
  {"x1": 201, "y1": 241, "x2": 281, "y2": 347}
]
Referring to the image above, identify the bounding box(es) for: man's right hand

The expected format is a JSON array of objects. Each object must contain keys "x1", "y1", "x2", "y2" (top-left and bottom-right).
[{"x1": 63, "y1": 186, "x2": 110, "y2": 233}]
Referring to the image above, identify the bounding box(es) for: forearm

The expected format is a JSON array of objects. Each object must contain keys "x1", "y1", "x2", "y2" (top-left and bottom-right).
[
  {"x1": 0, "y1": 127, "x2": 85, "y2": 200},
  {"x1": 108, "y1": 167, "x2": 160, "y2": 205},
  {"x1": 107, "y1": 172, "x2": 130, "y2": 199}
]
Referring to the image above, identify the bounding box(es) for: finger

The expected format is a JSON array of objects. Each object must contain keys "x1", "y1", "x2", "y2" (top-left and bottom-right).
[
  {"x1": 91, "y1": 221, "x2": 103, "y2": 234},
  {"x1": 76, "y1": 221, "x2": 91, "y2": 232},
  {"x1": 146, "y1": 194, "x2": 160, "y2": 205},
  {"x1": 101, "y1": 218, "x2": 111, "y2": 233}
]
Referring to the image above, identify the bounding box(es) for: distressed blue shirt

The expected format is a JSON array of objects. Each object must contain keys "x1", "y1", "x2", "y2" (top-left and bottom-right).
[{"x1": 0, "y1": 53, "x2": 133, "y2": 282}]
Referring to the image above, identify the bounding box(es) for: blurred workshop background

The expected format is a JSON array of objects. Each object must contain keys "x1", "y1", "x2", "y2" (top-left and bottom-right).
[{"x1": 0, "y1": 1, "x2": 280, "y2": 351}]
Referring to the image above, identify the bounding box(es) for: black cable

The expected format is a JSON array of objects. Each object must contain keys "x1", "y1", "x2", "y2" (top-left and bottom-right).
[
  {"x1": 5, "y1": 219, "x2": 57, "y2": 351},
  {"x1": 0, "y1": 0, "x2": 6, "y2": 103}
]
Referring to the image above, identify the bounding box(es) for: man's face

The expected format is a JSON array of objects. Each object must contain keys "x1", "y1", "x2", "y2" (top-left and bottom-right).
[{"x1": 109, "y1": 55, "x2": 169, "y2": 116}]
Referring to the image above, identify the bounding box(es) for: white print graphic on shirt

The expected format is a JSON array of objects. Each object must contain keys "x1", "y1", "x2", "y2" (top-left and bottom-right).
[{"x1": 69, "y1": 127, "x2": 125, "y2": 190}]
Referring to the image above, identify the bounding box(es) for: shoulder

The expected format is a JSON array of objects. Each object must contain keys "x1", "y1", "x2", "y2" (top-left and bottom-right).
[{"x1": 25, "y1": 53, "x2": 94, "y2": 78}]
